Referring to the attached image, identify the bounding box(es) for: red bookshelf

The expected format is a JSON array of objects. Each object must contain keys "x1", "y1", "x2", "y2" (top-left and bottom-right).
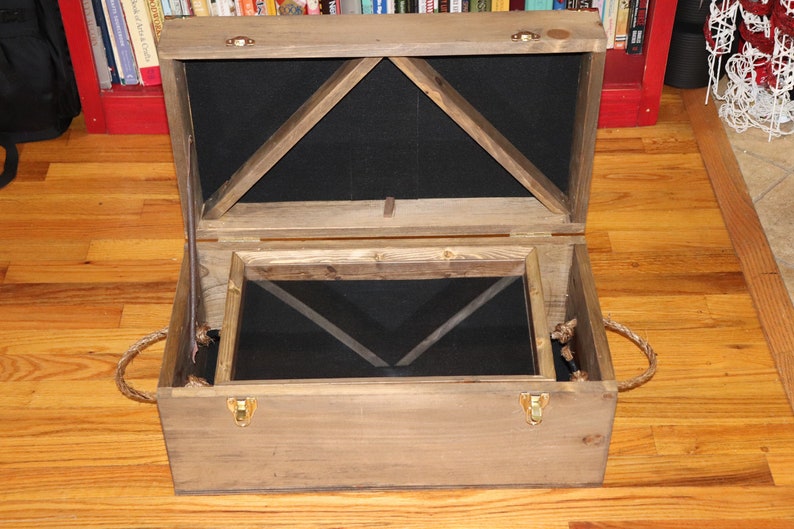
[{"x1": 58, "y1": 0, "x2": 675, "y2": 134}]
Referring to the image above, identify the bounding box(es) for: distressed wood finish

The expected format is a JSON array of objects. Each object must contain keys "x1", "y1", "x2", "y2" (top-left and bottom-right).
[
  {"x1": 158, "y1": 379, "x2": 616, "y2": 493},
  {"x1": 155, "y1": 11, "x2": 615, "y2": 493},
  {"x1": 156, "y1": 11, "x2": 607, "y2": 60}
]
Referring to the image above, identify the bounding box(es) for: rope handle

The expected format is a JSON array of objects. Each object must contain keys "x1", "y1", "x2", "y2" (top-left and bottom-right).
[{"x1": 116, "y1": 318, "x2": 657, "y2": 403}]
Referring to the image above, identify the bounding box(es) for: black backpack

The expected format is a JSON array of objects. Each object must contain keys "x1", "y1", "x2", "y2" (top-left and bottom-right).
[{"x1": 0, "y1": 0, "x2": 81, "y2": 190}]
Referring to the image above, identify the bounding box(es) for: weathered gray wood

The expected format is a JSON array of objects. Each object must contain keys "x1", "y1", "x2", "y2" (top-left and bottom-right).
[
  {"x1": 158, "y1": 379, "x2": 616, "y2": 493},
  {"x1": 525, "y1": 250, "x2": 556, "y2": 381},
  {"x1": 568, "y1": 51, "x2": 606, "y2": 225},
  {"x1": 566, "y1": 244, "x2": 614, "y2": 381},
  {"x1": 197, "y1": 197, "x2": 577, "y2": 241},
  {"x1": 157, "y1": 10, "x2": 612, "y2": 494},
  {"x1": 214, "y1": 253, "x2": 247, "y2": 385},
  {"x1": 157, "y1": 11, "x2": 607, "y2": 61}
]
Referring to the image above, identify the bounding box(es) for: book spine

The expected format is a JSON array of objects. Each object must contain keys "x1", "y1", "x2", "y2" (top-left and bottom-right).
[
  {"x1": 191, "y1": 0, "x2": 213, "y2": 15},
  {"x1": 102, "y1": 0, "x2": 138, "y2": 85},
  {"x1": 215, "y1": 0, "x2": 236, "y2": 15},
  {"x1": 373, "y1": 0, "x2": 387, "y2": 13},
  {"x1": 276, "y1": 0, "x2": 308, "y2": 14},
  {"x1": 490, "y1": 0, "x2": 507, "y2": 10},
  {"x1": 626, "y1": 0, "x2": 647, "y2": 54},
  {"x1": 167, "y1": 0, "x2": 182, "y2": 15},
  {"x1": 613, "y1": 0, "x2": 630, "y2": 50},
  {"x1": 601, "y1": 0, "x2": 618, "y2": 48},
  {"x1": 322, "y1": 0, "x2": 340, "y2": 13},
  {"x1": 361, "y1": 0, "x2": 374, "y2": 13},
  {"x1": 240, "y1": 0, "x2": 258, "y2": 14},
  {"x1": 307, "y1": 0, "x2": 322, "y2": 13},
  {"x1": 145, "y1": 0, "x2": 164, "y2": 41},
  {"x1": 525, "y1": 0, "x2": 551, "y2": 9},
  {"x1": 120, "y1": 0, "x2": 161, "y2": 86},
  {"x1": 81, "y1": 0, "x2": 112, "y2": 89},
  {"x1": 552, "y1": 0, "x2": 564, "y2": 8}
]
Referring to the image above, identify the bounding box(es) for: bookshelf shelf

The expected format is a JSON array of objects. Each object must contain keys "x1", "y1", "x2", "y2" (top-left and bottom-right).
[{"x1": 58, "y1": 0, "x2": 675, "y2": 134}]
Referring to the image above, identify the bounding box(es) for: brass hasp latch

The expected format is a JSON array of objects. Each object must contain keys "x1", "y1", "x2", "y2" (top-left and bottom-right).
[
  {"x1": 227, "y1": 397, "x2": 257, "y2": 427},
  {"x1": 519, "y1": 392, "x2": 550, "y2": 425}
]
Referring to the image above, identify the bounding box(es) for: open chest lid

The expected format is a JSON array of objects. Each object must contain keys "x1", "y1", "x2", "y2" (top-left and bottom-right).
[{"x1": 157, "y1": 11, "x2": 606, "y2": 242}]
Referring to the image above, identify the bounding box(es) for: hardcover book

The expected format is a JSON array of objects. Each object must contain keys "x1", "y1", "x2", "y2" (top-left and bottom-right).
[
  {"x1": 120, "y1": 0, "x2": 162, "y2": 86},
  {"x1": 101, "y1": 0, "x2": 138, "y2": 85}
]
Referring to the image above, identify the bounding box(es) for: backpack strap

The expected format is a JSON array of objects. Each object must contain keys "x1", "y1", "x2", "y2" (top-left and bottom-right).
[{"x1": 0, "y1": 136, "x2": 19, "y2": 190}]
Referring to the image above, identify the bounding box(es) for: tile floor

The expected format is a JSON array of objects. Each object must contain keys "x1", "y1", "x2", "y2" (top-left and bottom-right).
[{"x1": 720, "y1": 109, "x2": 794, "y2": 304}]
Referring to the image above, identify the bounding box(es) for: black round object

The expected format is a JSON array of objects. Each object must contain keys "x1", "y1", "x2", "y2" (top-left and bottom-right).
[{"x1": 665, "y1": 30, "x2": 712, "y2": 88}]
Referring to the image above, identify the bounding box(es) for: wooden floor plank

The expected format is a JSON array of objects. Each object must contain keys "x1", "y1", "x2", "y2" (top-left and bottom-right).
[{"x1": 682, "y1": 87, "x2": 794, "y2": 412}]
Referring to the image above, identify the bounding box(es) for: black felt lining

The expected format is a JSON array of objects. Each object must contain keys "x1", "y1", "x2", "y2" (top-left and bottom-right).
[
  {"x1": 185, "y1": 54, "x2": 581, "y2": 204},
  {"x1": 218, "y1": 276, "x2": 538, "y2": 381}
]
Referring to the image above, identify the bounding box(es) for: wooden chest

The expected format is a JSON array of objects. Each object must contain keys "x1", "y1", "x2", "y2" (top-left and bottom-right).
[{"x1": 156, "y1": 11, "x2": 615, "y2": 494}]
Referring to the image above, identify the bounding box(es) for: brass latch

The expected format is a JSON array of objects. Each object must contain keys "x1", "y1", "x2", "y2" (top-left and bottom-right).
[
  {"x1": 225, "y1": 36, "x2": 255, "y2": 47},
  {"x1": 227, "y1": 397, "x2": 257, "y2": 427},
  {"x1": 519, "y1": 392, "x2": 549, "y2": 425},
  {"x1": 511, "y1": 30, "x2": 540, "y2": 42}
]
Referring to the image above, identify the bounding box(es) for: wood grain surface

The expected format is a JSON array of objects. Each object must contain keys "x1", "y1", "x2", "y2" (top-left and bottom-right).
[{"x1": 1, "y1": 87, "x2": 794, "y2": 525}]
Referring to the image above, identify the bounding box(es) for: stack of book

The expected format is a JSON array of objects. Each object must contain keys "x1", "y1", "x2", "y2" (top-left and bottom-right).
[{"x1": 81, "y1": 0, "x2": 650, "y2": 89}]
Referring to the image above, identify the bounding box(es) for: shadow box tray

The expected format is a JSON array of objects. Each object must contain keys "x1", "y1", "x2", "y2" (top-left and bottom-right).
[{"x1": 155, "y1": 10, "x2": 617, "y2": 494}]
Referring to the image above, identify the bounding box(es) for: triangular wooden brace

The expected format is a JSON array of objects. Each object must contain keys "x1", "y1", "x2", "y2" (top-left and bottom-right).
[
  {"x1": 388, "y1": 56, "x2": 569, "y2": 216},
  {"x1": 202, "y1": 55, "x2": 571, "y2": 221},
  {"x1": 202, "y1": 56, "x2": 382, "y2": 220}
]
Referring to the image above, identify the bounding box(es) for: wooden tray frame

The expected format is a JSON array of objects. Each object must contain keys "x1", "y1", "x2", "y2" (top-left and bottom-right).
[{"x1": 215, "y1": 246, "x2": 556, "y2": 385}]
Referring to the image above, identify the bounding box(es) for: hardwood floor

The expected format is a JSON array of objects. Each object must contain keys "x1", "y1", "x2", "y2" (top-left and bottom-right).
[{"x1": 2, "y1": 86, "x2": 794, "y2": 527}]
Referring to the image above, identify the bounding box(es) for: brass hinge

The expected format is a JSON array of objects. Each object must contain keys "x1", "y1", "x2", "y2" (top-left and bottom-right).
[
  {"x1": 227, "y1": 397, "x2": 257, "y2": 427},
  {"x1": 519, "y1": 392, "x2": 550, "y2": 425}
]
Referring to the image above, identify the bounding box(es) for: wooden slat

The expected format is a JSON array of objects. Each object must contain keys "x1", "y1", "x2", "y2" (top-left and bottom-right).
[
  {"x1": 682, "y1": 88, "x2": 794, "y2": 412},
  {"x1": 201, "y1": 57, "x2": 381, "y2": 219},
  {"x1": 390, "y1": 56, "x2": 570, "y2": 216}
]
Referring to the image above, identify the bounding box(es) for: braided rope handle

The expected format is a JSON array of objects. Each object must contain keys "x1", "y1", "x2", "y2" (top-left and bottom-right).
[
  {"x1": 116, "y1": 317, "x2": 658, "y2": 403},
  {"x1": 603, "y1": 317, "x2": 658, "y2": 392},
  {"x1": 115, "y1": 327, "x2": 168, "y2": 403}
]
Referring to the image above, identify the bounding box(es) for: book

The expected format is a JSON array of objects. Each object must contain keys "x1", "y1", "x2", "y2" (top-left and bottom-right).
[
  {"x1": 238, "y1": 0, "x2": 258, "y2": 14},
  {"x1": 120, "y1": 0, "x2": 161, "y2": 86},
  {"x1": 373, "y1": 0, "x2": 388, "y2": 13},
  {"x1": 601, "y1": 0, "x2": 620, "y2": 48},
  {"x1": 626, "y1": 0, "x2": 648, "y2": 54},
  {"x1": 101, "y1": 0, "x2": 138, "y2": 85},
  {"x1": 491, "y1": 0, "x2": 508, "y2": 10},
  {"x1": 525, "y1": 0, "x2": 551, "y2": 9},
  {"x1": 191, "y1": 0, "x2": 212, "y2": 15},
  {"x1": 361, "y1": 0, "x2": 374, "y2": 13},
  {"x1": 552, "y1": 0, "x2": 564, "y2": 7},
  {"x1": 144, "y1": 0, "x2": 164, "y2": 42},
  {"x1": 277, "y1": 0, "x2": 308, "y2": 14},
  {"x1": 321, "y1": 0, "x2": 340, "y2": 13},
  {"x1": 92, "y1": 0, "x2": 120, "y2": 84},
  {"x1": 338, "y1": 0, "x2": 361, "y2": 12},
  {"x1": 213, "y1": 0, "x2": 237, "y2": 15},
  {"x1": 613, "y1": 0, "x2": 631, "y2": 50},
  {"x1": 81, "y1": 0, "x2": 112, "y2": 89},
  {"x1": 471, "y1": 0, "x2": 489, "y2": 11}
]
